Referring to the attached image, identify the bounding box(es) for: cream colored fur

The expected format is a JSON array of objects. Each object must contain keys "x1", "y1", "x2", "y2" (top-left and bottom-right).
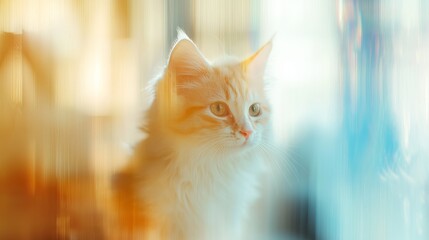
[{"x1": 113, "y1": 31, "x2": 273, "y2": 240}]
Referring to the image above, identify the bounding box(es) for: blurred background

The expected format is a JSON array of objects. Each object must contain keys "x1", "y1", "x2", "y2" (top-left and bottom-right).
[{"x1": 1, "y1": 0, "x2": 429, "y2": 239}]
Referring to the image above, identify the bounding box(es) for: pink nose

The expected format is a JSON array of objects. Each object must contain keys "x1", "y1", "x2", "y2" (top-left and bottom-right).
[{"x1": 239, "y1": 130, "x2": 252, "y2": 139}]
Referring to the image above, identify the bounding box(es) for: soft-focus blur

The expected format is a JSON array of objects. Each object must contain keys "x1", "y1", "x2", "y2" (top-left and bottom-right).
[{"x1": 1, "y1": 0, "x2": 428, "y2": 239}]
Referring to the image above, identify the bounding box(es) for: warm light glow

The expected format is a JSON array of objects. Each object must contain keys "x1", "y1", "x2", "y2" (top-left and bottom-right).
[{"x1": 1, "y1": 0, "x2": 428, "y2": 239}]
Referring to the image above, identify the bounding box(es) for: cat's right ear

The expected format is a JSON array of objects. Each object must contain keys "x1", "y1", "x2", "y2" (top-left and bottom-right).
[{"x1": 166, "y1": 37, "x2": 209, "y2": 84}]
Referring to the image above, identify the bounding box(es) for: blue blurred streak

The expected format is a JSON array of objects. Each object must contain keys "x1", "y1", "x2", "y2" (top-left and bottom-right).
[
  {"x1": 310, "y1": 1, "x2": 428, "y2": 239},
  {"x1": 341, "y1": 0, "x2": 399, "y2": 182}
]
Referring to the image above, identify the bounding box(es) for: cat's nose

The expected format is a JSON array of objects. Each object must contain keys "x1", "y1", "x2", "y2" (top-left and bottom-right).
[{"x1": 239, "y1": 129, "x2": 252, "y2": 139}]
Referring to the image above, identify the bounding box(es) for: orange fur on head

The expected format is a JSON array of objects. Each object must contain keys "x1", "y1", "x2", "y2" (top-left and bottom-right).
[{"x1": 152, "y1": 34, "x2": 273, "y2": 143}]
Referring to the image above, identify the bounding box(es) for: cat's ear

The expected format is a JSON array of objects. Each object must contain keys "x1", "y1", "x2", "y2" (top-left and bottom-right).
[
  {"x1": 242, "y1": 40, "x2": 273, "y2": 87},
  {"x1": 167, "y1": 34, "x2": 209, "y2": 84}
]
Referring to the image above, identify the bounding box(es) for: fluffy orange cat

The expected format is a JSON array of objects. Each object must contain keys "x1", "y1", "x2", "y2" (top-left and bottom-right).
[{"x1": 112, "y1": 31, "x2": 273, "y2": 240}]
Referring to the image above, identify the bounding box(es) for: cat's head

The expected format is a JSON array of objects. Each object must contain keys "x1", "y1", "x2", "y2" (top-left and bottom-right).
[{"x1": 154, "y1": 31, "x2": 272, "y2": 153}]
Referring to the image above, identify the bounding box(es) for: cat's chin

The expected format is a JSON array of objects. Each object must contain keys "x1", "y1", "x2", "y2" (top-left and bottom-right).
[
  {"x1": 230, "y1": 139, "x2": 259, "y2": 151},
  {"x1": 243, "y1": 141, "x2": 259, "y2": 151}
]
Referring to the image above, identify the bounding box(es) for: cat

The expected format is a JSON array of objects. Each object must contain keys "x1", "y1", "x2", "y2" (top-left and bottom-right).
[{"x1": 112, "y1": 30, "x2": 273, "y2": 240}]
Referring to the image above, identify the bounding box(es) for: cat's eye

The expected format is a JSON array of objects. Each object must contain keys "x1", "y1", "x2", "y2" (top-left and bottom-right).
[
  {"x1": 210, "y1": 102, "x2": 229, "y2": 117},
  {"x1": 249, "y1": 103, "x2": 261, "y2": 117}
]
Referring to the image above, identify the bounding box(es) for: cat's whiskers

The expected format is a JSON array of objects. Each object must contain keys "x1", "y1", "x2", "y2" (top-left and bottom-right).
[{"x1": 257, "y1": 138, "x2": 303, "y2": 182}]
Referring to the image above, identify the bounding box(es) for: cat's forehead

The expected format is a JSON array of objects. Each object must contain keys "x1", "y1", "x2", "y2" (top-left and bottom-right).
[
  {"x1": 178, "y1": 60, "x2": 264, "y2": 106},
  {"x1": 209, "y1": 64, "x2": 250, "y2": 101},
  {"x1": 212, "y1": 63, "x2": 246, "y2": 82}
]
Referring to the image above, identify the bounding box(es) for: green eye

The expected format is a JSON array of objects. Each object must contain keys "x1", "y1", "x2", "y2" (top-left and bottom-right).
[
  {"x1": 249, "y1": 103, "x2": 261, "y2": 117},
  {"x1": 210, "y1": 102, "x2": 229, "y2": 117}
]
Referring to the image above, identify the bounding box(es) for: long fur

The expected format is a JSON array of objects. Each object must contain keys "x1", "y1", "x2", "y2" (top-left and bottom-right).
[{"x1": 113, "y1": 32, "x2": 273, "y2": 240}]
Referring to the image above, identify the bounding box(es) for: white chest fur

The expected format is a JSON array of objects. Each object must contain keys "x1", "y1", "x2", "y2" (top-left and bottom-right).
[{"x1": 137, "y1": 150, "x2": 265, "y2": 240}]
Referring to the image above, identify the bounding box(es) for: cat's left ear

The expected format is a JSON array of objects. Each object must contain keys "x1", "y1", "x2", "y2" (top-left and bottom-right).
[
  {"x1": 242, "y1": 40, "x2": 273, "y2": 87},
  {"x1": 167, "y1": 30, "x2": 210, "y2": 85}
]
